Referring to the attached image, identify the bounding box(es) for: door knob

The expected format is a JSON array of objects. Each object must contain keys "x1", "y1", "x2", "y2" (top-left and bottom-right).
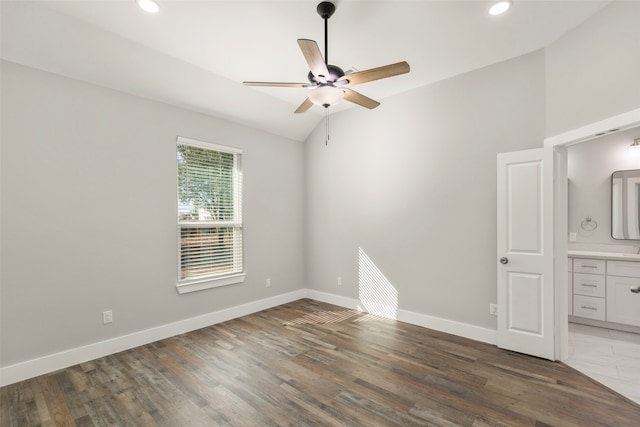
[
  {"x1": 631, "y1": 286, "x2": 640, "y2": 294},
  {"x1": 499, "y1": 257, "x2": 509, "y2": 265}
]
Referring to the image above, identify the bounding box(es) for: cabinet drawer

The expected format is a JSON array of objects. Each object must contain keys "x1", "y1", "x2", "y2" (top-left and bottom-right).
[
  {"x1": 573, "y1": 295, "x2": 606, "y2": 321},
  {"x1": 607, "y1": 260, "x2": 640, "y2": 278},
  {"x1": 606, "y1": 275, "x2": 640, "y2": 326},
  {"x1": 573, "y1": 258, "x2": 605, "y2": 275},
  {"x1": 573, "y1": 272, "x2": 606, "y2": 298}
]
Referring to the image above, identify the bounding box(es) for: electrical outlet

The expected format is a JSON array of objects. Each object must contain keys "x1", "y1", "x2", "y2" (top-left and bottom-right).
[
  {"x1": 490, "y1": 304, "x2": 498, "y2": 316},
  {"x1": 266, "y1": 278, "x2": 271, "y2": 288},
  {"x1": 103, "y1": 310, "x2": 113, "y2": 324},
  {"x1": 337, "y1": 276, "x2": 342, "y2": 286},
  {"x1": 569, "y1": 232, "x2": 577, "y2": 242}
]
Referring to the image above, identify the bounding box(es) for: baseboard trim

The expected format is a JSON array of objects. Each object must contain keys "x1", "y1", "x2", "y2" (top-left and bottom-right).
[
  {"x1": 2, "y1": 288, "x2": 496, "y2": 386},
  {"x1": 306, "y1": 289, "x2": 497, "y2": 345},
  {"x1": 305, "y1": 289, "x2": 363, "y2": 311},
  {"x1": 397, "y1": 308, "x2": 497, "y2": 345},
  {"x1": 569, "y1": 316, "x2": 640, "y2": 334},
  {"x1": 0, "y1": 289, "x2": 305, "y2": 386}
]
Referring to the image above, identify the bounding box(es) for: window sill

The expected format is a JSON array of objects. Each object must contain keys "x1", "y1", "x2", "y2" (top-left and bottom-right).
[{"x1": 176, "y1": 273, "x2": 246, "y2": 294}]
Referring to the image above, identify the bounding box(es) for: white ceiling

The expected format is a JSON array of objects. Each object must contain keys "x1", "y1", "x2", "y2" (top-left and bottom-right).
[{"x1": 1, "y1": 0, "x2": 610, "y2": 141}]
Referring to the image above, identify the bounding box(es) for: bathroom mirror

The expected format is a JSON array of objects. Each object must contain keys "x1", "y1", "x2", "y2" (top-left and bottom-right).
[{"x1": 611, "y1": 169, "x2": 640, "y2": 240}]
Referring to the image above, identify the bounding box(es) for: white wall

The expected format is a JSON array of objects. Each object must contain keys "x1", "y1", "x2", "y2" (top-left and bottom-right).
[
  {"x1": 305, "y1": 50, "x2": 545, "y2": 329},
  {"x1": 0, "y1": 61, "x2": 306, "y2": 367},
  {"x1": 568, "y1": 127, "x2": 640, "y2": 245},
  {"x1": 546, "y1": 0, "x2": 640, "y2": 137}
]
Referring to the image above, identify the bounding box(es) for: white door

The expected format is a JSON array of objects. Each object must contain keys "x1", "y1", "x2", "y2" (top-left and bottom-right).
[{"x1": 497, "y1": 148, "x2": 555, "y2": 360}]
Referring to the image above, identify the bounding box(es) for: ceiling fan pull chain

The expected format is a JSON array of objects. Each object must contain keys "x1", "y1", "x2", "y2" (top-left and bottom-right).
[{"x1": 325, "y1": 107, "x2": 330, "y2": 145}]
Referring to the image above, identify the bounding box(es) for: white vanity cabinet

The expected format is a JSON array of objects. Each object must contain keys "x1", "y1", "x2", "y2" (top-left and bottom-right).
[
  {"x1": 572, "y1": 258, "x2": 606, "y2": 320},
  {"x1": 606, "y1": 261, "x2": 640, "y2": 327},
  {"x1": 568, "y1": 255, "x2": 640, "y2": 330}
]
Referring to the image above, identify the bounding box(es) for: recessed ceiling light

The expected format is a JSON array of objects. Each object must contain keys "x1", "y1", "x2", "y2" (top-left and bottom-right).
[
  {"x1": 137, "y1": 0, "x2": 160, "y2": 14},
  {"x1": 489, "y1": 0, "x2": 513, "y2": 16}
]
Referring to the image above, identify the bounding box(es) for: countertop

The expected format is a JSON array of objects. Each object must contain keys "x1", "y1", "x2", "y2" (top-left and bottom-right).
[
  {"x1": 567, "y1": 243, "x2": 640, "y2": 261},
  {"x1": 568, "y1": 250, "x2": 640, "y2": 261}
]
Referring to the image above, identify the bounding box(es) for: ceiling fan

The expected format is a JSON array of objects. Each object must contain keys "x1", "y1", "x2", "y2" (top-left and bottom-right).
[{"x1": 243, "y1": 1, "x2": 410, "y2": 114}]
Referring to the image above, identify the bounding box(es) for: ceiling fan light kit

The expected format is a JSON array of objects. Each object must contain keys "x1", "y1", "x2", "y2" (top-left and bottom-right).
[
  {"x1": 243, "y1": 1, "x2": 410, "y2": 114},
  {"x1": 309, "y1": 85, "x2": 344, "y2": 107}
]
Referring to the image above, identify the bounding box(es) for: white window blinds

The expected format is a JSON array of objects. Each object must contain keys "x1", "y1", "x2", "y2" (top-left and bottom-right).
[{"x1": 177, "y1": 137, "x2": 243, "y2": 284}]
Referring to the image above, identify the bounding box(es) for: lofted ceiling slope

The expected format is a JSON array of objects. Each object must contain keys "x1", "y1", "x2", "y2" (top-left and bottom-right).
[{"x1": 1, "y1": 0, "x2": 610, "y2": 142}]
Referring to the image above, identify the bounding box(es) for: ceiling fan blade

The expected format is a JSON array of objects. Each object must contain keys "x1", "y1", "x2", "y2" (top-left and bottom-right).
[
  {"x1": 294, "y1": 98, "x2": 314, "y2": 114},
  {"x1": 343, "y1": 89, "x2": 380, "y2": 109},
  {"x1": 243, "y1": 82, "x2": 308, "y2": 88},
  {"x1": 339, "y1": 61, "x2": 410, "y2": 86},
  {"x1": 297, "y1": 39, "x2": 329, "y2": 81}
]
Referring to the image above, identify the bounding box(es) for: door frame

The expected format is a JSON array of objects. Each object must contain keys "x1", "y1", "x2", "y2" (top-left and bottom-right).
[{"x1": 544, "y1": 108, "x2": 640, "y2": 360}]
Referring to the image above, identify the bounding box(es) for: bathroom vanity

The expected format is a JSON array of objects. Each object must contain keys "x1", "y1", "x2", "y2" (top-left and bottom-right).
[
  {"x1": 568, "y1": 246, "x2": 640, "y2": 332},
  {"x1": 566, "y1": 168, "x2": 640, "y2": 333}
]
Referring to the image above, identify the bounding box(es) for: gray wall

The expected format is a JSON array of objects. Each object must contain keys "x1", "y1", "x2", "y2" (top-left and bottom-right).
[
  {"x1": 549, "y1": 0, "x2": 640, "y2": 244},
  {"x1": 0, "y1": 61, "x2": 306, "y2": 366},
  {"x1": 305, "y1": 50, "x2": 545, "y2": 329},
  {"x1": 546, "y1": 0, "x2": 640, "y2": 137},
  {"x1": 568, "y1": 127, "x2": 640, "y2": 245}
]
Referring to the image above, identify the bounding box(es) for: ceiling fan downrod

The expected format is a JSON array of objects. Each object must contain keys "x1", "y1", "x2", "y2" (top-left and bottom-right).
[{"x1": 317, "y1": 2, "x2": 335, "y2": 66}]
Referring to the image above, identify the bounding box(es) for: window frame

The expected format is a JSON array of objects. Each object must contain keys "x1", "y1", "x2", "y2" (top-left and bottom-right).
[{"x1": 175, "y1": 136, "x2": 245, "y2": 294}]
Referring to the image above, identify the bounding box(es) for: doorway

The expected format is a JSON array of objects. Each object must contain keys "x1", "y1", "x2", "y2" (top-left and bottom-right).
[{"x1": 546, "y1": 108, "x2": 640, "y2": 403}]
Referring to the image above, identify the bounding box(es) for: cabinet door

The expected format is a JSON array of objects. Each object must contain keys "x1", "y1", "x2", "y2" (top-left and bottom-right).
[{"x1": 606, "y1": 275, "x2": 640, "y2": 326}]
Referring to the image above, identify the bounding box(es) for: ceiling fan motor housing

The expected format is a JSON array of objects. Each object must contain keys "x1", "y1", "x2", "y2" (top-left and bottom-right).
[{"x1": 307, "y1": 64, "x2": 345, "y2": 85}]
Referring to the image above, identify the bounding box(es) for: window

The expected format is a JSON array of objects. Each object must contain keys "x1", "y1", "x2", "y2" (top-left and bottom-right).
[{"x1": 176, "y1": 137, "x2": 244, "y2": 293}]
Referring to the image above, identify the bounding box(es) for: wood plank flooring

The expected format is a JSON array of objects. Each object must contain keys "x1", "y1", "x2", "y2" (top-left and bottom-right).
[{"x1": 2, "y1": 299, "x2": 639, "y2": 426}]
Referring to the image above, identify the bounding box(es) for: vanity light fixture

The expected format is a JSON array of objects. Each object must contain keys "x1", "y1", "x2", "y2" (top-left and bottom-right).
[
  {"x1": 137, "y1": 0, "x2": 160, "y2": 14},
  {"x1": 630, "y1": 138, "x2": 640, "y2": 155},
  {"x1": 489, "y1": 0, "x2": 513, "y2": 16}
]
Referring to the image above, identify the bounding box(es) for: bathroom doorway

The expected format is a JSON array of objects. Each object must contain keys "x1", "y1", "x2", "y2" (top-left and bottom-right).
[
  {"x1": 566, "y1": 129, "x2": 640, "y2": 404},
  {"x1": 546, "y1": 110, "x2": 640, "y2": 404}
]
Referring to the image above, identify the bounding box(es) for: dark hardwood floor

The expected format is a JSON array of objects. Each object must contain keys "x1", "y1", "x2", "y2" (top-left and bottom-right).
[{"x1": 2, "y1": 299, "x2": 639, "y2": 426}]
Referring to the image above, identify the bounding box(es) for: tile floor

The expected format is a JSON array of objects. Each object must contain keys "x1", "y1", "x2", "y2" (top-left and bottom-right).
[{"x1": 565, "y1": 322, "x2": 640, "y2": 405}]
